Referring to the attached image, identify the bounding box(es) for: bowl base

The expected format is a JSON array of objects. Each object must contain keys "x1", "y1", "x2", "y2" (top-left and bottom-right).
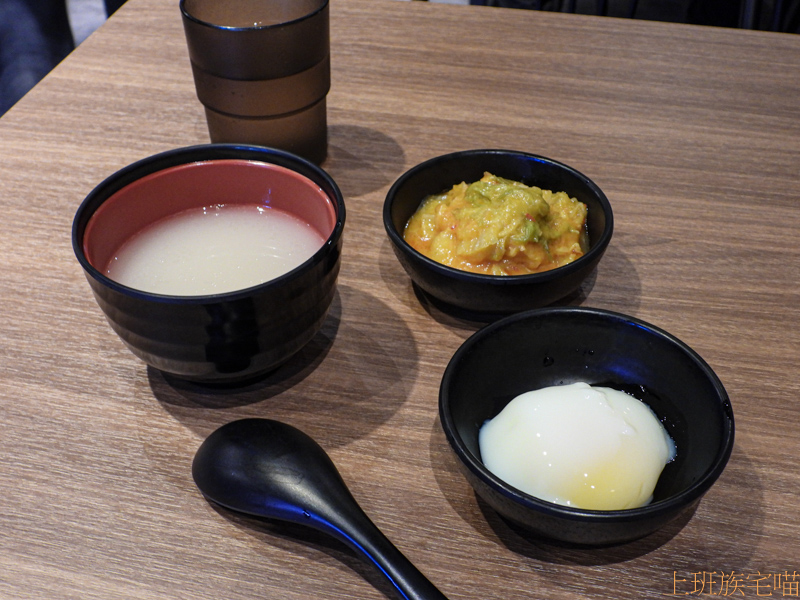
[
  {"x1": 159, "y1": 365, "x2": 281, "y2": 389},
  {"x1": 413, "y1": 284, "x2": 506, "y2": 323},
  {"x1": 413, "y1": 282, "x2": 589, "y2": 323}
]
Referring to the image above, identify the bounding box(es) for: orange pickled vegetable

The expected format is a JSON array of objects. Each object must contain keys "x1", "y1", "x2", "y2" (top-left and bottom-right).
[{"x1": 403, "y1": 172, "x2": 588, "y2": 276}]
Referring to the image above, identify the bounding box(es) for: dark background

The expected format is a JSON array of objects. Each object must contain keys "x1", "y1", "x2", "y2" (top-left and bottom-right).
[
  {"x1": 0, "y1": 0, "x2": 126, "y2": 114},
  {"x1": 471, "y1": 0, "x2": 799, "y2": 30}
]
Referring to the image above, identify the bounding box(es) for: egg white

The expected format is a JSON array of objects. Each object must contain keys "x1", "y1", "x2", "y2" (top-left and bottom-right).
[{"x1": 479, "y1": 382, "x2": 676, "y2": 510}]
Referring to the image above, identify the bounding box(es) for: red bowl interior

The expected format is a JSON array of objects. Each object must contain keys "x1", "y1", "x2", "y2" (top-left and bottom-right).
[{"x1": 83, "y1": 159, "x2": 337, "y2": 272}]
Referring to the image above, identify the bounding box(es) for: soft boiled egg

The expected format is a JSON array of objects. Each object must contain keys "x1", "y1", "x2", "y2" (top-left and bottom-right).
[{"x1": 478, "y1": 382, "x2": 676, "y2": 511}]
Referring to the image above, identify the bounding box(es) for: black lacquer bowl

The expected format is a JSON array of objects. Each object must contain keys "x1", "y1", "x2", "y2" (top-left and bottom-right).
[
  {"x1": 439, "y1": 307, "x2": 734, "y2": 546},
  {"x1": 72, "y1": 144, "x2": 345, "y2": 384},
  {"x1": 383, "y1": 149, "x2": 613, "y2": 320}
]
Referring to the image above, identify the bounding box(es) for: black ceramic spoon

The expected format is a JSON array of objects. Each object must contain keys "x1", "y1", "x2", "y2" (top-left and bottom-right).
[{"x1": 192, "y1": 418, "x2": 450, "y2": 600}]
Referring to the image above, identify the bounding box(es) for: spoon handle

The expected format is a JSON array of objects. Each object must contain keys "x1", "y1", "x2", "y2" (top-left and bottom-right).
[
  {"x1": 306, "y1": 488, "x2": 450, "y2": 600},
  {"x1": 193, "y1": 419, "x2": 451, "y2": 600}
]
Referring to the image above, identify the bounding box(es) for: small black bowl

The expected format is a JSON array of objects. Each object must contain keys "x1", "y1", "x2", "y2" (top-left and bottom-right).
[
  {"x1": 72, "y1": 144, "x2": 345, "y2": 384},
  {"x1": 383, "y1": 150, "x2": 613, "y2": 320},
  {"x1": 439, "y1": 307, "x2": 734, "y2": 546}
]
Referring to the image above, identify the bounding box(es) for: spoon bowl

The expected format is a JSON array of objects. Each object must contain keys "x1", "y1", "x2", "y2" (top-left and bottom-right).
[{"x1": 193, "y1": 419, "x2": 449, "y2": 600}]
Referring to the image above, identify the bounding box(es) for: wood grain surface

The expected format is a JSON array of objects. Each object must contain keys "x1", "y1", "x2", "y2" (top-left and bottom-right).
[{"x1": 1, "y1": 0, "x2": 798, "y2": 598}]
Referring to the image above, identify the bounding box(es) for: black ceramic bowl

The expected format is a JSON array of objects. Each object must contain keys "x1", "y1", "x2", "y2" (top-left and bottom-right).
[
  {"x1": 383, "y1": 150, "x2": 613, "y2": 319},
  {"x1": 72, "y1": 144, "x2": 345, "y2": 384},
  {"x1": 439, "y1": 307, "x2": 734, "y2": 546}
]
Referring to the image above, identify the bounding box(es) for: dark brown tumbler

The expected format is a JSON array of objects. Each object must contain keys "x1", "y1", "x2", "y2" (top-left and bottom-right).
[{"x1": 180, "y1": 0, "x2": 330, "y2": 164}]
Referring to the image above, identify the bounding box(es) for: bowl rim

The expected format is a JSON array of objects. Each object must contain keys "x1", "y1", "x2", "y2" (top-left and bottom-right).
[
  {"x1": 72, "y1": 143, "x2": 346, "y2": 305},
  {"x1": 439, "y1": 306, "x2": 735, "y2": 523},
  {"x1": 383, "y1": 149, "x2": 614, "y2": 287}
]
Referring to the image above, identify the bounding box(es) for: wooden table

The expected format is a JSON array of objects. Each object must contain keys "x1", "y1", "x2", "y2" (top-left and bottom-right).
[{"x1": 1, "y1": 0, "x2": 798, "y2": 598}]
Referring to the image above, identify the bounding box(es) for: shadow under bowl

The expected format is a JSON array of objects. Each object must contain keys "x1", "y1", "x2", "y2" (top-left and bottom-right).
[
  {"x1": 439, "y1": 307, "x2": 734, "y2": 546},
  {"x1": 72, "y1": 144, "x2": 345, "y2": 385},
  {"x1": 383, "y1": 149, "x2": 613, "y2": 320}
]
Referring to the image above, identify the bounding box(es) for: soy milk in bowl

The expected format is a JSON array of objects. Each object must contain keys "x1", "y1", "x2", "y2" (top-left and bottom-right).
[
  {"x1": 73, "y1": 144, "x2": 345, "y2": 384},
  {"x1": 105, "y1": 203, "x2": 327, "y2": 296}
]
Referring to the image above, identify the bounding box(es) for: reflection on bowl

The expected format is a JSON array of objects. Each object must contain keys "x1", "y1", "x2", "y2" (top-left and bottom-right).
[
  {"x1": 72, "y1": 144, "x2": 345, "y2": 384},
  {"x1": 383, "y1": 149, "x2": 613, "y2": 320},
  {"x1": 439, "y1": 307, "x2": 734, "y2": 546}
]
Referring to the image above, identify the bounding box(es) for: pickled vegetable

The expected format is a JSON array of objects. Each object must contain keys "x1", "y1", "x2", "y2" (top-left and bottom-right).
[{"x1": 403, "y1": 173, "x2": 588, "y2": 276}]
